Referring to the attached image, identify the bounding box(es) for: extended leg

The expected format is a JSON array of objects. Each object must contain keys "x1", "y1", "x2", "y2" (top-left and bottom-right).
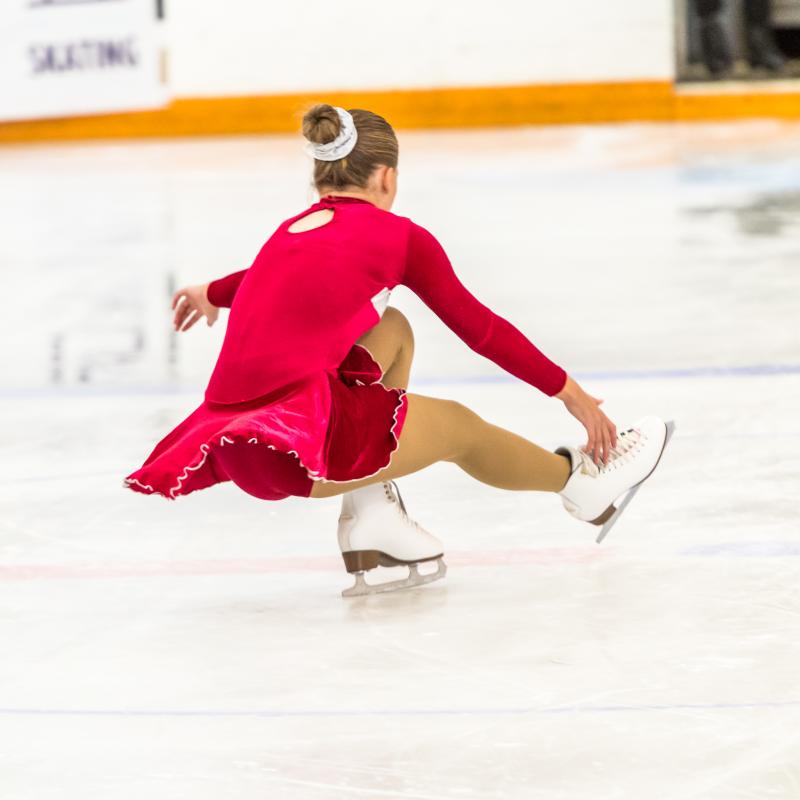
[{"x1": 310, "y1": 393, "x2": 570, "y2": 498}]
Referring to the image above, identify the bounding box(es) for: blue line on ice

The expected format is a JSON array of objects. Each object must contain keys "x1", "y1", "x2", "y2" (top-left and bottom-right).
[{"x1": 1, "y1": 362, "x2": 800, "y2": 398}]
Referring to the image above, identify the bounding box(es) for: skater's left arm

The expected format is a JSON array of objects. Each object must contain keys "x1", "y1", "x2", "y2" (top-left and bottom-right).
[{"x1": 402, "y1": 222, "x2": 568, "y2": 397}]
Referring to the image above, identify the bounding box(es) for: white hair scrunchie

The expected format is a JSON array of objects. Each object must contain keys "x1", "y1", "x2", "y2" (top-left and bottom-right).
[{"x1": 304, "y1": 106, "x2": 358, "y2": 162}]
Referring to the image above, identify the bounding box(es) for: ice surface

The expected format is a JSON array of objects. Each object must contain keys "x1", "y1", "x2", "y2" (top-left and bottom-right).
[{"x1": 0, "y1": 121, "x2": 799, "y2": 799}]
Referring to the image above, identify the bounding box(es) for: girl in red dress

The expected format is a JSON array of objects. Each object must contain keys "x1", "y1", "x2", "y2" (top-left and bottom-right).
[{"x1": 124, "y1": 104, "x2": 674, "y2": 596}]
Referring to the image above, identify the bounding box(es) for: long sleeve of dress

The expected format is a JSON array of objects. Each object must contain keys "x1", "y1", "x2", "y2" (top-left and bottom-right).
[
  {"x1": 401, "y1": 222, "x2": 568, "y2": 397},
  {"x1": 206, "y1": 269, "x2": 248, "y2": 308}
]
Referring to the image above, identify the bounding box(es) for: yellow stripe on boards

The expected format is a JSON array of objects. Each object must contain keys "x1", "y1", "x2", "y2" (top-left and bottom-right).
[{"x1": 1, "y1": 80, "x2": 799, "y2": 144}]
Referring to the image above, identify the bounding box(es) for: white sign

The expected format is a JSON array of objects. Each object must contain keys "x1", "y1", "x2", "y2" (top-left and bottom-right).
[{"x1": 0, "y1": 0, "x2": 167, "y2": 122}]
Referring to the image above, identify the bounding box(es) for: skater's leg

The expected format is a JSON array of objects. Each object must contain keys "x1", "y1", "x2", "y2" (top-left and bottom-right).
[
  {"x1": 354, "y1": 306, "x2": 413, "y2": 390},
  {"x1": 309, "y1": 393, "x2": 571, "y2": 498},
  {"x1": 449, "y1": 407, "x2": 571, "y2": 492},
  {"x1": 311, "y1": 305, "x2": 569, "y2": 499}
]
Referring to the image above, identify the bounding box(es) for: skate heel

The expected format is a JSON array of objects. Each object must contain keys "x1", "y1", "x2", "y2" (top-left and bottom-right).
[
  {"x1": 341, "y1": 550, "x2": 381, "y2": 574},
  {"x1": 590, "y1": 505, "x2": 617, "y2": 526}
]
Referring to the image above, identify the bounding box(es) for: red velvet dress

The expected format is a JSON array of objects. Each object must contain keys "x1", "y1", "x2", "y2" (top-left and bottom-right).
[{"x1": 123, "y1": 195, "x2": 567, "y2": 501}]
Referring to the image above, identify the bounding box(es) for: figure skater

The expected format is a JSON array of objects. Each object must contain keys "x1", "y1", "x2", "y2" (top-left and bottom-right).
[{"x1": 124, "y1": 104, "x2": 675, "y2": 597}]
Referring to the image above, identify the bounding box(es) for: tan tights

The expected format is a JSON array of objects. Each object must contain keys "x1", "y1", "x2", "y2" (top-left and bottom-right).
[{"x1": 308, "y1": 308, "x2": 571, "y2": 500}]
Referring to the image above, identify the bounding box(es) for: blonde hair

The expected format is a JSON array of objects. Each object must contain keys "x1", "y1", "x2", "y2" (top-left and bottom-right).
[{"x1": 302, "y1": 103, "x2": 398, "y2": 192}]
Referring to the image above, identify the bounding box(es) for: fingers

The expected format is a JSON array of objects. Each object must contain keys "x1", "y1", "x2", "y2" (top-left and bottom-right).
[
  {"x1": 171, "y1": 288, "x2": 187, "y2": 311},
  {"x1": 179, "y1": 308, "x2": 201, "y2": 332},
  {"x1": 600, "y1": 424, "x2": 611, "y2": 465},
  {"x1": 584, "y1": 423, "x2": 598, "y2": 465},
  {"x1": 173, "y1": 290, "x2": 217, "y2": 333},
  {"x1": 598, "y1": 411, "x2": 617, "y2": 453},
  {"x1": 174, "y1": 298, "x2": 199, "y2": 332},
  {"x1": 595, "y1": 423, "x2": 606, "y2": 466},
  {"x1": 173, "y1": 298, "x2": 192, "y2": 331},
  {"x1": 607, "y1": 418, "x2": 618, "y2": 450},
  {"x1": 585, "y1": 419, "x2": 611, "y2": 466},
  {"x1": 568, "y1": 390, "x2": 615, "y2": 466}
]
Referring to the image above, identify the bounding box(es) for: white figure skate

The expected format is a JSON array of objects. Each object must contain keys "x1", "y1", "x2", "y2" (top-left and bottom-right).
[
  {"x1": 555, "y1": 415, "x2": 676, "y2": 543},
  {"x1": 337, "y1": 479, "x2": 447, "y2": 597}
]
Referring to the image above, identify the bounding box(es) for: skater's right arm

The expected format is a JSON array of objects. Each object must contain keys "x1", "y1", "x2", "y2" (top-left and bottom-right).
[
  {"x1": 170, "y1": 269, "x2": 247, "y2": 333},
  {"x1": 171, "y1": 282, "x2": 220, "y2": 332},
  {"x1": 206, "y1": 269, "x2": 248, "y2": 308}
]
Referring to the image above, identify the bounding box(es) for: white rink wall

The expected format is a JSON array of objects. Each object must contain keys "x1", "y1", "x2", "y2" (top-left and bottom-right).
[{"x1": 166, "y1": 0, "x2": 677, "y2": 97}]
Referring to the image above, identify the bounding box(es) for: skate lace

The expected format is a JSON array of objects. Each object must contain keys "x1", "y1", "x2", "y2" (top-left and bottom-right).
[
  {"x1": 590, "y1": 427, "x2": 647, "y2": 474},
  {"x1": 384, "y1": 480, "x2": 425, "y2": 533}
]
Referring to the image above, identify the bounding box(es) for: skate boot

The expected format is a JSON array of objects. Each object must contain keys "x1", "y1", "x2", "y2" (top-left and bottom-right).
[
  {"x1": 337, "y1": 479, "x2": 447, "y2": 598},
  {"x1": 555, "y1": 416, "x2": 676, "y2": 544}
]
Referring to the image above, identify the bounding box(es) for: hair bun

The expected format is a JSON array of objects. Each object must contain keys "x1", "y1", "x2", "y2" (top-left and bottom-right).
[{"x1": 302, "y1": 103, "x2": 341, "y2": 145}]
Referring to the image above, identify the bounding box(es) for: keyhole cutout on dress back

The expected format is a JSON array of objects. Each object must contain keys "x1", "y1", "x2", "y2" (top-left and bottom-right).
[{"x1": 287, "y1": 208, "x2": 335, "y2": 233}]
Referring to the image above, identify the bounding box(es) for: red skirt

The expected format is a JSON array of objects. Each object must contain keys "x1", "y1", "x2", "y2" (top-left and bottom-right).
[{"x1": 123, "y1": 344, "x2": 409, "y2": 501}]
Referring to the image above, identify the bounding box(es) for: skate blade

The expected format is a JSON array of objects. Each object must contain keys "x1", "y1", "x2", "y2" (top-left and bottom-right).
[
  {"x1": 341, "y1": 558, "x2": 447, "y2": 598},
  {"x1": 595, "y1": 418, "x2": 677, "y2": 544}
]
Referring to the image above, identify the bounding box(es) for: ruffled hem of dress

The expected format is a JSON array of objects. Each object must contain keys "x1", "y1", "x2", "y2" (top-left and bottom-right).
[
  {"x1": 123, "y1": 391, "x2": 407, "y2": 500},
  {"x1": 123, "y1": 343, "x2": 408, "y2": 500},
  {"x1": 124, "y1": 431, "x2": 321, "y2": 500}
]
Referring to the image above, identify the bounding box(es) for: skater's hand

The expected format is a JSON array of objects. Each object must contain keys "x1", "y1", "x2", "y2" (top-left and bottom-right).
[
  {"x1": 556, "y1": 376, "x2": 618, "y2": 466},
  {"x1": 171, "y1": 283, "x2": 219, "y2": 332}
]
